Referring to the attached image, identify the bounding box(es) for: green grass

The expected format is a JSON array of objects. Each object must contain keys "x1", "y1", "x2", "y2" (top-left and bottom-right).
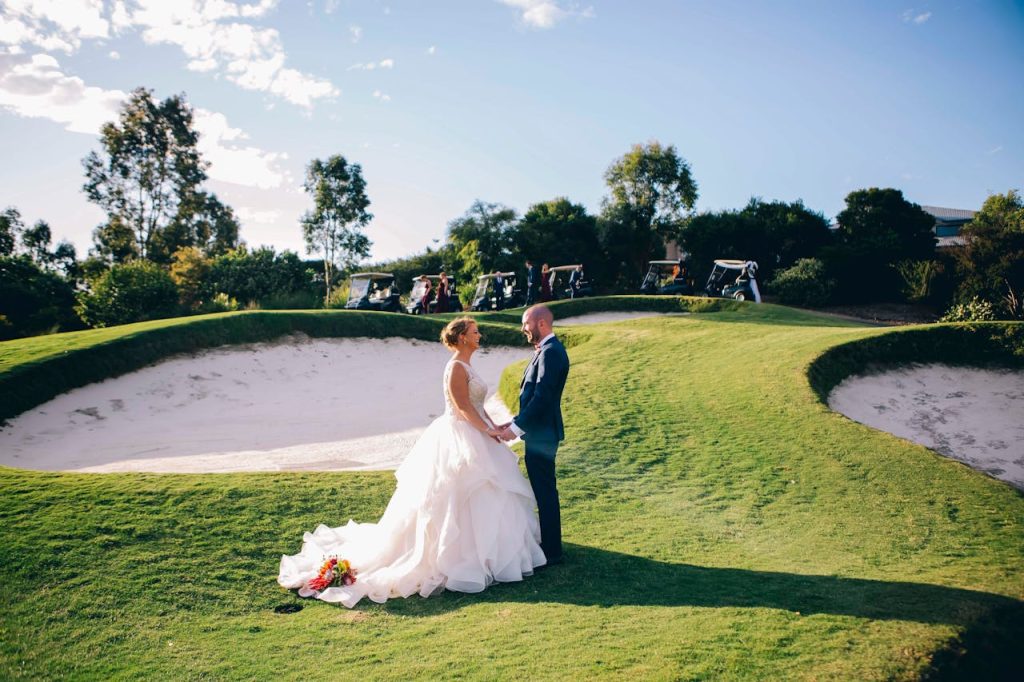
[{"x1": 2, "y1": 301, "x2": 1023, "y2": 679}]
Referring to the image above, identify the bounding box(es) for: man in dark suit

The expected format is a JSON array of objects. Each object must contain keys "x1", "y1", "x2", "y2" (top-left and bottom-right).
[
  {"x1": 493, "y1": 270, "x2": 505, "y2": 310},
  {"x1": 524, "y1": 259, "x2": 539, "y2": 306},
  {"x1": 499, "y1": 305, "x2": 569, "y2": 566},
  {"x1": 568, "y1": 265, "x2": 582, "y2": 299}
]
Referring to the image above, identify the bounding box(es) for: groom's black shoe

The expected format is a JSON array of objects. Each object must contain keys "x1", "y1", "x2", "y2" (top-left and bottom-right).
[{"x1": 536, "y1": 555, "x2": 564, "y2": 571}]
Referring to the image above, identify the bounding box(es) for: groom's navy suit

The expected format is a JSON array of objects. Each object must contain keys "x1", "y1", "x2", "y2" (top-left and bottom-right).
[{"x1": 514, "y1": 335, "x2": 569, "y2": 563}]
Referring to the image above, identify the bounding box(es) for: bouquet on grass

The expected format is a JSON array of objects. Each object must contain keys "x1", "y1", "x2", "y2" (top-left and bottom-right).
[{"x1": 307, "y1": 556, "x2": 357, "y2": 592}]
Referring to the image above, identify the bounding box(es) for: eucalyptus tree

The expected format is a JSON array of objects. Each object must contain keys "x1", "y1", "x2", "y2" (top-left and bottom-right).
[
  {"x1": 301, "y1": 155, "x2": 373, "y2": 304},
  {"x1": 599, "y1": 141, "x2": 698, "y2": 283},
  {"x1": 83, "y1": 87, "x2": 208, "y2": 263}
]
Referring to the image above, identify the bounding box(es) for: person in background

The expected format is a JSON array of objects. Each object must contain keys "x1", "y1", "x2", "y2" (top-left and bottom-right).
[
  {"x1": 568, "y1": 265, "x2": 583, "y2": 299},
  {"x1": 525, "y1": 259, "x2": 538, "y2": 306},
  {"x1": 540, "y1": 263, "x2": 552, "y2": 302},
  {"x1": 437, "y1": 272, "x2": 450, "y2": 313},
  {"x1": 493, "y1": 270, "x2": 505, "y2": 310},
  {"x1": 419, "y1": 275, "x2": 433, "y2": 313}
]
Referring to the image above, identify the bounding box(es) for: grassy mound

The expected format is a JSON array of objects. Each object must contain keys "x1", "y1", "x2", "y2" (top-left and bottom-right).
[{"x1": 1, "y1": 303, "x2": 1022, "y2": 679}]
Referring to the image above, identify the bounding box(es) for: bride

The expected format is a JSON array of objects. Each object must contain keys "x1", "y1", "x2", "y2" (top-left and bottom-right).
[{"x1": 277, "y1": 317, "x2": 546, "y2": 607}]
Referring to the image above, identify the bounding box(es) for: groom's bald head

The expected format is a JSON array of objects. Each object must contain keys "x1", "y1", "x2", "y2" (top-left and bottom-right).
[{"x1": 522, "y1": 305, "x2": 554, "y2": 344}]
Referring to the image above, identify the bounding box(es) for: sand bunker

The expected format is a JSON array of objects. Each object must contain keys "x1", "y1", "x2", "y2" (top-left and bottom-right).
[
  {"x1": 0, "y1": 336, "x2": 531, "y2": 474},
  {"x1": 829, "y1": 365, "x2": 1024, "y2": 489},
  {"x1": 0, "y1": 312, "x2": 685, "y2": 475}
]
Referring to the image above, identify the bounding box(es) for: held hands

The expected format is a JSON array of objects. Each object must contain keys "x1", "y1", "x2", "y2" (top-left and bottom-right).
[{"x1": 486, "y1": 423, "x2": 518, "y2": 442}]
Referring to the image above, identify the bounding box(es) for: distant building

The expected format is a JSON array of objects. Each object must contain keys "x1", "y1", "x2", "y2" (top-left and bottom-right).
[{"x1": 921, "y1": 205, "x2": 976, "y2": 249}]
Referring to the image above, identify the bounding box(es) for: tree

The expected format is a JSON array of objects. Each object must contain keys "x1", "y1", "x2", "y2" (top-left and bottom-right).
[
  {"x1": 205, "y1": 246, "x2": 316, "y2": 307},
  {"x1": 952, "y1": 189, "x2": 1024, "y2": 318},
  {"x1": 0, "y1": 255, "x2": 81, "y2": 339},
  {"x1": 169, "y1": 246, "x2": 212, "y2": 310},
  {"x1": 301, "y1": 155, "x2": 373, "y2": 304},
  {"x1": 600, "y1": 141, "x2": 698, "y2": 283},
  {"x1": 743, "y1": 199, "x2": 832, "y2": 273},
  {"x1": 446, "y1": 200, "x2": 518, "y2": 275},
  {"x1": 1, "y1": 207, "x2": 23, "y2": 256},
  {"x1": 514, "y1": 197, "x2": 602, "y2": 280},
  {"x1": 826, "y1": 187, "x2": 936, "y2": 302},
  {"x1": 164, "y1": 191, "x2": 240, "y2": 257},
  {"x1": 677, "y1": 209, "x2": 760, "y2": 285},
  {"x1": 83, "y1": 87, "x2": 209, "y2": 263},
  {"x1": 75, "y1": 260, "x2": 179, "y2": 327},
  {"x1": 20, "y1": 220, "x2": 53, "y2": 267},
  {"x1": 678, "y1": 199, "x2": 832, "y2": 285}
]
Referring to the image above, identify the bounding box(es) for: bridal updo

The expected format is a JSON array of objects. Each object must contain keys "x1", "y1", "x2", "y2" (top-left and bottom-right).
[{"x1": 441, "y1": 317, "x2": 476, "y2": 350}]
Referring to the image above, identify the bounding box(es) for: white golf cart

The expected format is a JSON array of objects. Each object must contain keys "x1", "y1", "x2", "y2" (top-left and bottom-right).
[
  {"x1": 703, "y1": 260, "x2": 761, "y2": 302},
  {"x1": 471, "y1": 272, "x2": 520, "y2": 311},
  {"x1": 345, "y1": 272, "x2": 402, "y2": 312}
]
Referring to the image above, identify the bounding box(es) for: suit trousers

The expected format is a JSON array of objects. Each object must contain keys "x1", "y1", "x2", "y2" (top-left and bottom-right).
[{"x1": 524, "y1": 439, "x2": 562, "y2": 561}]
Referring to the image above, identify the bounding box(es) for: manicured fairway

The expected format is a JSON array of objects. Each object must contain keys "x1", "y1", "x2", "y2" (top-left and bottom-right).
[{"x1": 1, "y1": 302, "x2": 1022, "y2": 680}]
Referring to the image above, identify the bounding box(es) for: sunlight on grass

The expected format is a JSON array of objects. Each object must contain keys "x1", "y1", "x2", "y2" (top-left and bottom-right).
[{"x1": 2, "y1": 302, "x2": 1022, "y2": 679}]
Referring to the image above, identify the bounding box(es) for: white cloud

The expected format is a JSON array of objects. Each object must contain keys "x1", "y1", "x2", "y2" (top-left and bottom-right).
[
  {"x1": 0, "y1": 51, "x2": 289, "y2": 190},
  {"x1": 902, "y1": 9, "x2": 932, "y2": 24},
  {"x1": 372, "y1": 89, "x2": 390, "y2": 102},
  {"x1": 324, "y1": 0, "x2": 340, "y2": 14},
  {"x1": 497, "y1": 0, "x2": 593, "y2": 29},
  {"x1": 0, "y1": 0, "x2": 110, "y2": 52},
  {"x1": 427, "y1": 45, "x2": 436, "y2": 55},
  {"x1": 0, "y1": 51, "x2": 125, "y2": 134},
  {"x1": 347, "y1": 58, "x2": 394, "y2": 71},
  {"x1": 987, "y1": 145, "x2": 1003, "y2": 155},
  {"x1": 235, "y1": 206, "x2": 282, "y2": 224},
  {"x1": 108, "y1": 50, "x2": 120, "y2": 59},
  {"x1": 349, "y1": 24, "x2": 362, "y2": 42},
  {"x1": 126, "y1": 1, "x2": 337, "y2": 108},
  {"x1": 2, "y1": 1, "x2": 336, "y2": 109}
]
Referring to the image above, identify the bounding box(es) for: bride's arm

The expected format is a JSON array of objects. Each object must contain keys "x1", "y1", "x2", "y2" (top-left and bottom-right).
[{"x1": 448, "y1": 363, "x2": 499, "y2": 436}]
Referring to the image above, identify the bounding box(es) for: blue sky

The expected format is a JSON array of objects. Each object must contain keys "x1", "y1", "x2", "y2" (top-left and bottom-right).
[{"x1": 1, "y1": 0, "x2": 1021, "y2": 262}]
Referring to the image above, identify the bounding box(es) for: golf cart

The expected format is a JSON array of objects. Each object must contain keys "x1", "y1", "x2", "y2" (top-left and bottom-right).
[
  {"x1": 547, "y1": 264, "x2": 592, "y2": 299},
  {"x1": 471, "y1": 272, "x2": 522, "y2": 311},
  {"x1": 640, "y1": 260, "x2": 693, "y2": 296},
  {"x1": 405, "y1": 274, "x2": 463, "y2": 314},
  {"x1": 704, "y1": 260, "x2": 761, "y2": 302},
  {"x1": 345, "y1": 272, "x2": 402, "y2": 312}
]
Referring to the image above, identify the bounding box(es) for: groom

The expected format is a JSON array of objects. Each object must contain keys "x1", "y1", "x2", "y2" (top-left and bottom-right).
[{"x1": 499, "y1": 305, "x2": 569, "y2": 566}]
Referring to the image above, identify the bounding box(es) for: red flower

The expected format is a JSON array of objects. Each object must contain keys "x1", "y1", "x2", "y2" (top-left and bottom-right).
[{"x1": 305, "y1": 556, "x2": 357, "y2": 592}]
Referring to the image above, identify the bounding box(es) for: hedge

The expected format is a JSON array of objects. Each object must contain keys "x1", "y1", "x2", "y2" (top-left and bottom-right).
[{"x1": 807, "y1": 322, "x2": 1024, "y2": 402}]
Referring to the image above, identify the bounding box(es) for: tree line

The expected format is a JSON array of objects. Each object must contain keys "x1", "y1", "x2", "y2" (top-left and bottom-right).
[{"x1": 2, "y1": 87, "x2": 1022, "y2": 340}]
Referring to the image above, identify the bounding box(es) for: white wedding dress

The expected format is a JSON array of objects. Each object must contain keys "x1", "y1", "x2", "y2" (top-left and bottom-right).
[{"x1": 278, "y1": 358, "x2": 546, "y2": 608}]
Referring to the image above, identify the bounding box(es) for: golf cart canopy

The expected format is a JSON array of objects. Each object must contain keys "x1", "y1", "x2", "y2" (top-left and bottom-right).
[
  {"x1": 711, "y1": 260, "x2": 749, "y2": 269},
  {"x1": 474, "y1": 272, "x2": 515, "y2": 297},
  {"x1": 348, "y1": 272, "x2": 394, "y2": 301},
  {"x1": 350, "y1": 272, "x2": 394, "y2": 280},
  {"x1": 548, "y1": 264, "x2": 582, "y2": 272}
]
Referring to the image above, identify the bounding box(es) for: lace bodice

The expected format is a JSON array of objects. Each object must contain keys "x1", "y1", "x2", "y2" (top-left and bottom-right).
[{"x1": 443, "y1": 359, "x2": 489, "y2": 423}]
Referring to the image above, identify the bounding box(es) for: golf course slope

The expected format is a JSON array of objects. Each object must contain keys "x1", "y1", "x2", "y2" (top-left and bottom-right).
[{"x1": 1, "y1": 299, "x2": 1022, "y2": 680}]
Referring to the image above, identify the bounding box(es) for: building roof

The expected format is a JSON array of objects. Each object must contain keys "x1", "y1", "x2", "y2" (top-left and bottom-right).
[{"x1": 921, "y1": 205, "x2": 976, "y2": 221}]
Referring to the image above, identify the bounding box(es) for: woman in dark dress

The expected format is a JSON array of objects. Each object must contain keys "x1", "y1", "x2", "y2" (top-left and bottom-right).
[
  {"x1": 436, "y1": 272, "x2": 450, "y2": 313},
  {"x1": 540, "y1": 263, "x2": 552, "y2": 302}
]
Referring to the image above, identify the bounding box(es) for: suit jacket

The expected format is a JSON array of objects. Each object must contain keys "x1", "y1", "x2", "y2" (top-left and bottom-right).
[{"x1": 515, "y1": 336, "x2": 569, "y2": 443}]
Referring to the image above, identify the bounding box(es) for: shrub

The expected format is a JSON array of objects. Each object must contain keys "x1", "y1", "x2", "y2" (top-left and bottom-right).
[
  {"x1": 767, "y1": 258, "x2": 836, "y2": 307},
  {"x1": 0, "y1": 255, "x2": 82, "y2": 339},
  {"x1": 940, "y1": 297, "x2": 998, "y2": 322},
  {"x1": 893, "y1": 259, "x2": 945, "y2": 304},
  {"x1": 76, "y1": 260, "x2": 179, "y2": 327},
  {"x1": 198, "y1": 292, "x2": 239, "y2": 313}
]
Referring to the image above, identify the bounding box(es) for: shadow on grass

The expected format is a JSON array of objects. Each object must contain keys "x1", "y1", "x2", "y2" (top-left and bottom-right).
[{"x1": 374, "y1": 544, "x2": 1023, "y2": 678}]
